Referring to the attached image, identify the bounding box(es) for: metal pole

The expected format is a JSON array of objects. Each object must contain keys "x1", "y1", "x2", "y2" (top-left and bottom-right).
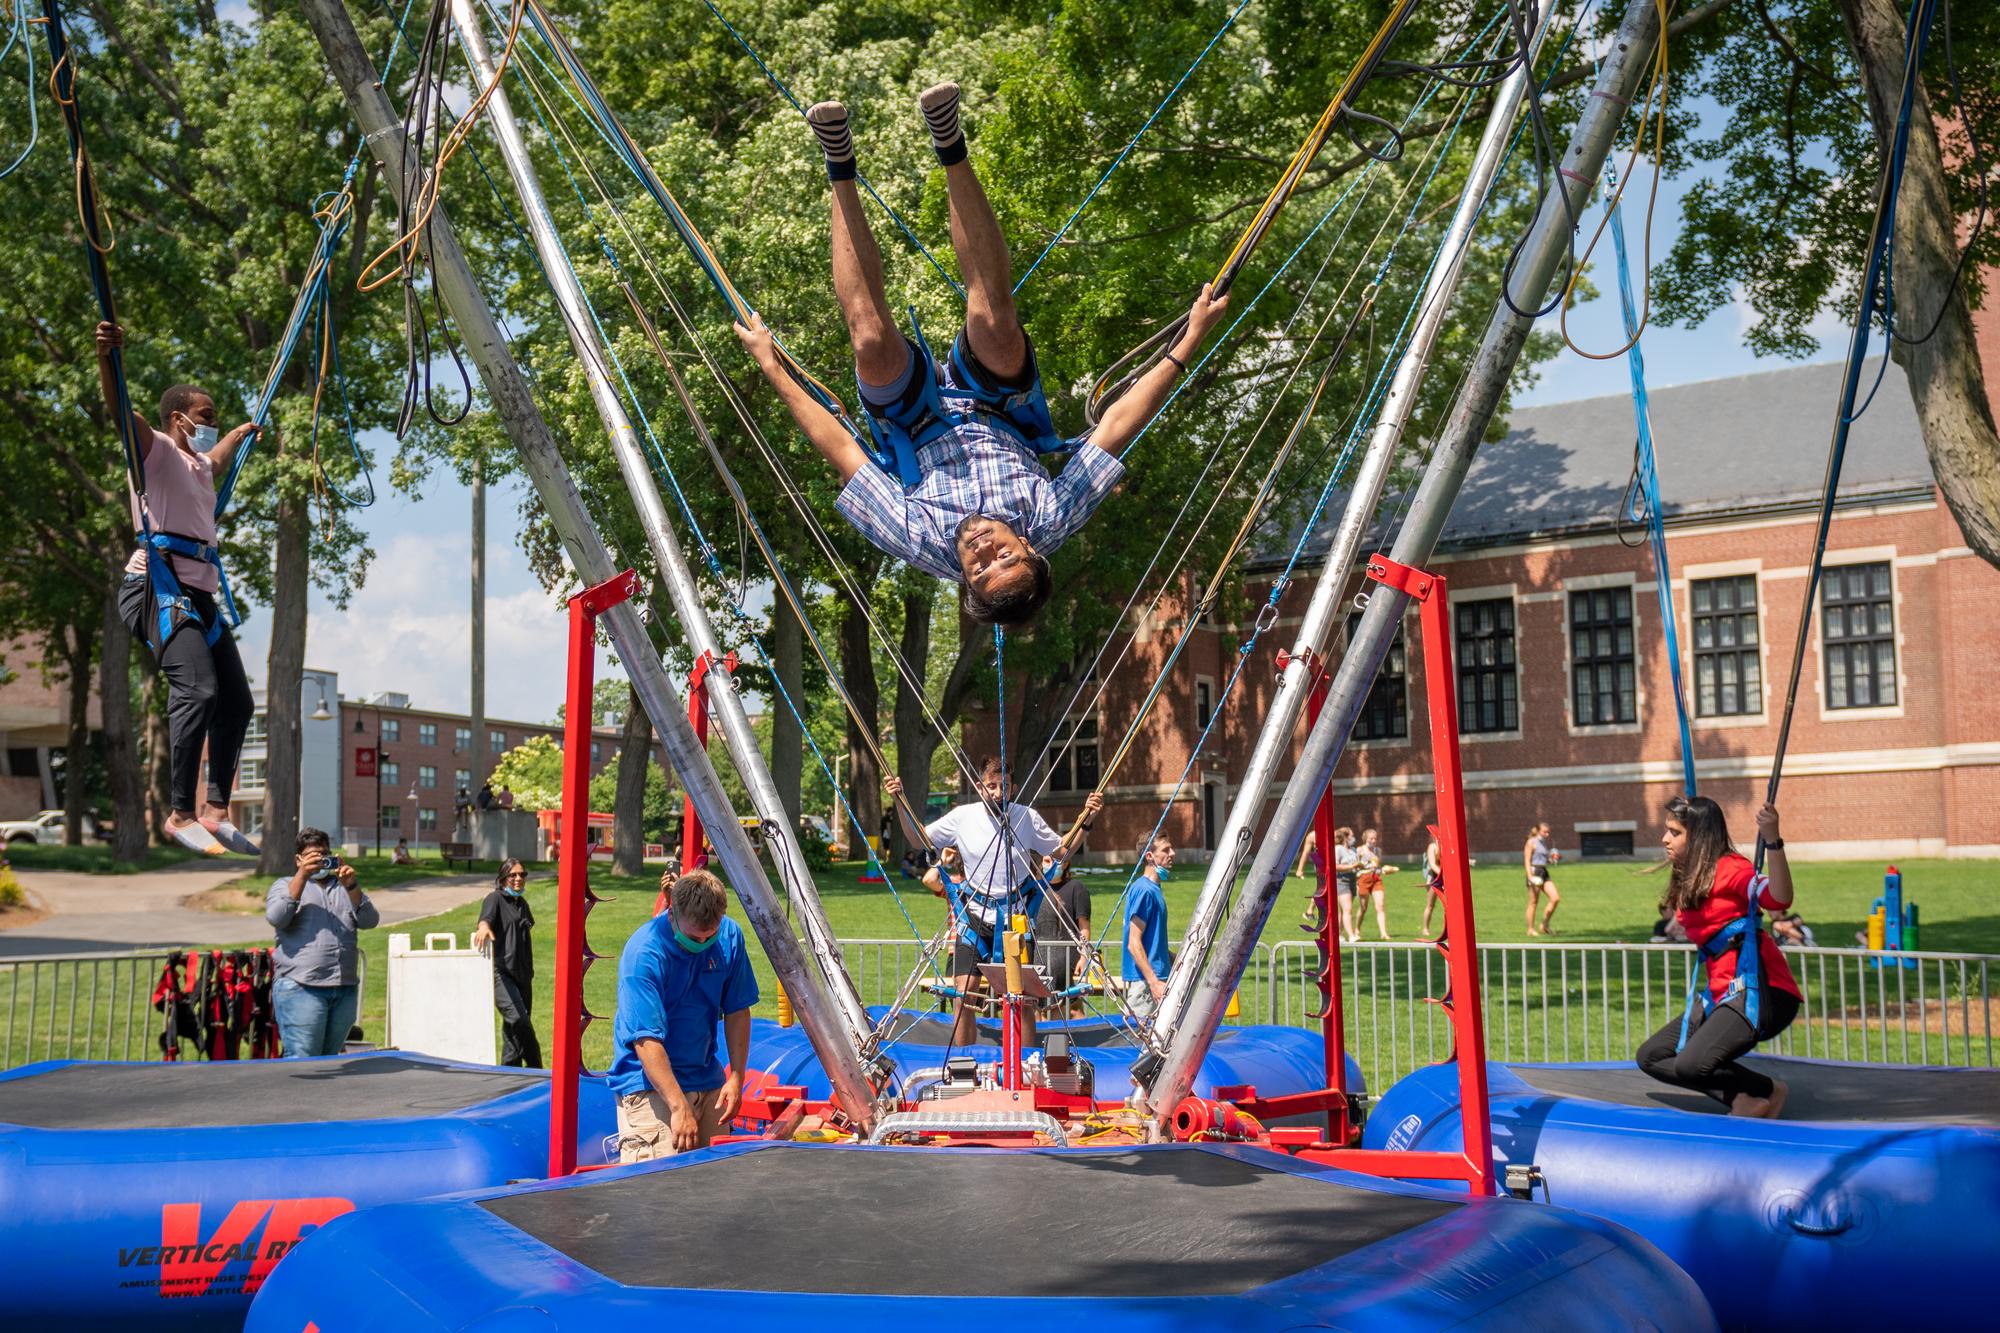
[
  {"x1": 471, "y1": 454, "x2": 488, "y2": 793},
  {"x1": 298, "y1": 0, "x2": 879, "y2": 1130},
  {"x1": 1149, "y1": 0, "x2": 1560, "y2": 1051},
  {"x1": 448, "y1": 0, "x2": 875, "y2": 1054},
  {"x1": 1146, "y1": 0, "x2": 1664, "y2": 1120}
]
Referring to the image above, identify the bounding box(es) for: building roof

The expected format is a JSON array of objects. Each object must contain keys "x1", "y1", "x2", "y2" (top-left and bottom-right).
[{"x1": 1260, "y1": 359, "x2": 1936, "y2": 567}]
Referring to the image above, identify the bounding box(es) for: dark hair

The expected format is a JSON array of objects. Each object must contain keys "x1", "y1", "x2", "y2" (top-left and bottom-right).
[
  {"x1": 494, "y1": 858, "x2": 525, "y2": 887},
  {"x1": 295, "y1": 827, "x2": 331, "y2": 854},
  {"x1": 977, "y1": 754, "x2": 1007, "y2": 783},
  {"x1": 1660, "y1": 794, "x2": 1735, "y2": 915},
  {"x1": 1135, "y1": 831, "x2": 1168, "y2": 864},
  {"x1": 158, "y1": 384, "x2": 209, "y2": 428},
  {"x1": 962, "y1": 551, "x2": 1053, "y2": 627},
  {"x1": 671, "y1": 868, "x2": 728, "y2": 931}
]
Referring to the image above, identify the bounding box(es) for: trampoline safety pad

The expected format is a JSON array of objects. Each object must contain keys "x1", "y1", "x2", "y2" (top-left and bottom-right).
[
  {"x1": 0, "y1": 1055, "x2": 544, "y2": 1129},
  {"x1": 482, "y1": 1146, "x2": 1457, "y2": 1297}
]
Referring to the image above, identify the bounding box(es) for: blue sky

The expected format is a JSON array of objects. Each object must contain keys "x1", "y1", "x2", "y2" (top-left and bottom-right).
[{"x1": 233, "y1": 111, "x2": 1851, "y2": 725}]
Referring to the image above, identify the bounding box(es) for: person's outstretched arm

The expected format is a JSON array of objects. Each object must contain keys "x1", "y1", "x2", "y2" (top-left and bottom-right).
[
  {"x1": 1088, "y1": 284, "x2": 1231, "y2": 456},
  {"x1": 736, "y1": 314, "x2": 870, "y2": 482},
  {"x1": 1756, "y1": 803, "x2": 1794, "y2": 908},
  {"x1": 95, "y1": 322, "x2": 153, "y2": 459}
]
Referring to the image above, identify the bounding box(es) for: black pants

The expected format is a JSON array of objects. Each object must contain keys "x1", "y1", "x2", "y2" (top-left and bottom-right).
[
  {"x1": 1636, "y1": 987, "x2": 1800, "y2": 1105},
  {"x1": 495, "y1": 970, "x2": 542, "y2": 1068},
  {"x1": 121, "y1": 575, "x2": 255, "y2": 815}
]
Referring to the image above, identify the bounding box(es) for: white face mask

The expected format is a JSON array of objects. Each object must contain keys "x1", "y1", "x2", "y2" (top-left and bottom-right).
[{"x1": 188, "y1": 424, "x2": 219, "y2": 451}]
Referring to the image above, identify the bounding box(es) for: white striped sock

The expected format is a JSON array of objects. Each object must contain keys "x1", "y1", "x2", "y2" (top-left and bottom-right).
[
  {"x1": 919, "y1": 82, "x2": 965, "y2": 165},
  {"x1": 807, "y1": 101, "x2": 856, "y2": 180}
]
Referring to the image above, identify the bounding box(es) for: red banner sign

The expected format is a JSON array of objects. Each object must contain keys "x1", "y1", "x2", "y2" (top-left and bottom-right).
[{"x1": 354, "y1": 747, "x2": 376, "y2": 778}]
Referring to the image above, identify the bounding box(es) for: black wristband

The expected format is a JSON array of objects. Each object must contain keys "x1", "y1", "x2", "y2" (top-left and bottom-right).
[
  {"x1": 1766, "y1": 838, "x2": 1785, "y2": 851},
  {"x1": 1163, "y1": 351, "x2": 1187, "y2": 375}
]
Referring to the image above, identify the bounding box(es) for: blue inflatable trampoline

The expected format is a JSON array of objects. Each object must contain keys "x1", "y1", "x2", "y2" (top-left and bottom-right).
[
  {"x1": 749, "y1": 1010, "x2": 1360, "y2": 1108},
  {"x1": 0, "y1": 1051, "x2": 617, "y2": 1331},
  {"x1": 245, "y1": 1139, "x2": 1715, "y2": 1330},
  {"x1": 1364, "y1": 1056, "x2": 2000, "y2": 1329}
]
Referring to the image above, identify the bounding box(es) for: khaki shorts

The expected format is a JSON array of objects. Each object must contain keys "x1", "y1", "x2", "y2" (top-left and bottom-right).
[{"x1": 616, "y1": 1086, "x2": 731, "y2": 1164}]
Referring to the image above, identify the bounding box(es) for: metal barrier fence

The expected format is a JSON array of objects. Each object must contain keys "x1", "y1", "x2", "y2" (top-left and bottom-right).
[
  {"x1": 6, "y1": 937, "x2": 1991, "y2": 1092},
  {"x1": 1268, "y1": 940, "x2": 1997, "y2": 1095},
  {"x1": 0, "y1": 949, "x2": 366, "y2": 1070}
]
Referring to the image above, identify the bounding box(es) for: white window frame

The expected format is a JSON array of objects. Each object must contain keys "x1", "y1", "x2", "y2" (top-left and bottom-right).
[
  {"x1": 1680, "y1": 558, "x2": 1770, "y2": 729},
  {"x1": 1446, "y1": 583, "x2": 1524, "y2": 743},
  {"x1": 1811, "y1": 548, "x2": 1907, "y2": 722},
  {"x1": 1562, "y1": 573, "x2": 1644, "y2": 737}
]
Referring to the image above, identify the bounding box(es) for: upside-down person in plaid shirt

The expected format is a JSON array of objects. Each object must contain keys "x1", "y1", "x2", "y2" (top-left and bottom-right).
[{"x1": 735, "y1": 82, "x2": 1229, "y2": 628}]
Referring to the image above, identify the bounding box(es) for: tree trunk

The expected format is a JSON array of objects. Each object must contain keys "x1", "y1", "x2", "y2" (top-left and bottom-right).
[
  {"x1": 1010, "y1": 660, "x2": 1082, "y2": 804},
  {"x1": 59, "y1": 618, "x2": 96, "y2": 847},
  {"x1": 890, "y1": 585, "x2": 935, "y2": 861},
  {"x1": 142, "y1": 666, "x2": 172, "y2": 844},
  {"x1": 612, "y1": 682, "x2": 652, "y2": 876},
  {"x1": 838, "y1": 591, "x2": 882, "y2": 855},
  {"x1": 258, "y1": 461, "x2": 310, "y2": 877},
  {"x1": 99, "y1": 582, "x2": 147, "y2": 865},
  {"x1": 769, "y1": 594, "x2": 804, "y2": 832},
  {"x1": 1839, "y1": 0, "x2": 2000, "y2": 567}
]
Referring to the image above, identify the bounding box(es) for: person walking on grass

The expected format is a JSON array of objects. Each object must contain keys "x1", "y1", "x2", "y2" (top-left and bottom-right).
[
  {"x1": 1524, "y1": 821, "x2": 1562, "y2": 936},
  {"x1": 1635, "y1": 797, "x2": 1799, "y2": 1118},
  {"x1": 1419, "y1": 834, "x2": 1446, "y2": 938},
  {"x1": 472, "y1": 859, "x2": 540, "y2": 1068},
  {"x1": 1331, "y1": 826, "x2": 1362, "y2": 945},
  {"x1": 1356, "y1": 828, "x2": 1398, "y2": 940},
  {"x1": 738, "y1": 83, "x2": 1229, "y2": 627}
]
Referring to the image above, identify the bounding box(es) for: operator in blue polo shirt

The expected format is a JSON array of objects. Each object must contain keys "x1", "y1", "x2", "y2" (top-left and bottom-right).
[
  {"x1": 1123, "y1": 834, "x2": 1175, "y2": 1024},
  {"x1": 609, "y1": 868, "x2": 760, "y2": 1162}
]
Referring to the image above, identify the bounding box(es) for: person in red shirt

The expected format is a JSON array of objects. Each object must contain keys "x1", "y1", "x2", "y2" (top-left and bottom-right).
[{"x1": 1636, "y1": 795, "x2": 1801, "y2": 1117}]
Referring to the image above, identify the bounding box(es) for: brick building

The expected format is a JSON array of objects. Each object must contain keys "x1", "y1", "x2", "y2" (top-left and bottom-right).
[
  {"x1": 976, "y1": 356, "x2": 2000, "y2": 864},
  {"x1": 337, "y1": 692, "x2": 622, "y2": 850}
]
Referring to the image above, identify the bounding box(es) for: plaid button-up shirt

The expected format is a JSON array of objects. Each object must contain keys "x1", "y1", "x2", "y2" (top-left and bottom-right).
[{"x1": 835, "y1": 416, "x2": 1124, "y2": 580}]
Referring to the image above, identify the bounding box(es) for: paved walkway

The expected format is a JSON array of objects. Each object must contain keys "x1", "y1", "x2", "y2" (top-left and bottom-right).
[{"x1": 0, "y1": 860, "x2": 492, "y2": 957}]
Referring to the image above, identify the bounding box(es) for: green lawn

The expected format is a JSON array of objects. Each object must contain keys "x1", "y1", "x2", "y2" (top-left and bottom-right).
[
  {"x1": 314, "y1": 855, "x2": 1996, "y2": 1072},
  {"x1": 2, "y1": 843, "x2": 199, "y2": 875}
]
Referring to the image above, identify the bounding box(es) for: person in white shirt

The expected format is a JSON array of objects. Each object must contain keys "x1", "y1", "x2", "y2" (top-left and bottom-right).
[{"x1": 887, "y1": 759, "x2": 1100, "y2": 1046}]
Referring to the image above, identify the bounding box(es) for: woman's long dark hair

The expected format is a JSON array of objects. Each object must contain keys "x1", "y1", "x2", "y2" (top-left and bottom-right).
[
  {"x1": 493, "y1": 858, "x2": 525, "y2": 888},
  {"x1": 1660, "y1": 795, "x2": 1735, "y2": 915}
]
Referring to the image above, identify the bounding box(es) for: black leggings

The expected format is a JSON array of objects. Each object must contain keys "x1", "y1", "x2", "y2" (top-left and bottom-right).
[
  {"x1": 495, "y1": 970, "x2": 542, "y2": 1068},
  {"x1": 121, "y1": 575, "x2": 255, "y2": 815},
  {"x1": 1636, "y1": 987, "x2": 1801, "y2": 1105}
]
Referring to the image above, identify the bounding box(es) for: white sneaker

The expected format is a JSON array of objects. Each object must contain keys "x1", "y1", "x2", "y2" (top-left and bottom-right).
[{"x1": 168, "y1": 821, "x2": 227, "y2": 856}]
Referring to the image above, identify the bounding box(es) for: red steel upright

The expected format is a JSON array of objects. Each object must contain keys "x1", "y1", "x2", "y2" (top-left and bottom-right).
[
  {"x1": 1297, "y1": 555, "x2": 1495, "y2": 1196},
  {"x1": 664, "y1": 650, "x2": 738, "y2": 914},
  {"x1": 549, "y1": 569, "x2": 639, "y2": 1178},
  {"x1": 1300, "y1": 651, "x2": 1348, "y2": 1144}
]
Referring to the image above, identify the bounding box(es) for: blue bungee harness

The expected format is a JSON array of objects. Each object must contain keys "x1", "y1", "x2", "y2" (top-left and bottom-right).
[
  {"x1": 139, "y1": 527, "x2": 242, "y2": 650},
  {"x1": 1675, "y1": 884, "x2": 1767, "y2": 1052},
  {"x1": 861, "y1": 312, "x2": 1070, "y2": 488}
]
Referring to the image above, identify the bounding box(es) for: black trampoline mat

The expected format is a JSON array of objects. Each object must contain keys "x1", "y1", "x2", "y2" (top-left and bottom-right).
[
  {"x1": 0, "y1": 1055, "x2": 542, "y2": 1129},
  {"x1": 483, "y1": 1145, "x2": 1455, "y2": 1297},
  {"x1": 1512, "y1": 1060, "x2": 2000, "y2": 1127}
]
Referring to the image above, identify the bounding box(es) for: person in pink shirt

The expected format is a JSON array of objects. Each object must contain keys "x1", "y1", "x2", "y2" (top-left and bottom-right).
[{"x1": 98, "y1": 321, "x2": 262, "y2": 856}]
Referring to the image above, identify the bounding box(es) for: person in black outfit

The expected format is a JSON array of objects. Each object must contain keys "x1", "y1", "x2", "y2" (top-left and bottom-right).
[{"x1": 471, "y1": 858, "x2": 540, "y2": 1067}]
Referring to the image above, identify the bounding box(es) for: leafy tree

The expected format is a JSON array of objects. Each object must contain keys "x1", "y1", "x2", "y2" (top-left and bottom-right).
[{"x1": 488, "y1": 733, "x2": 565, "y2": 810}]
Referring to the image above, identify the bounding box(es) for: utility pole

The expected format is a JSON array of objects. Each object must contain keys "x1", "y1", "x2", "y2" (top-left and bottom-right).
[
  {"x1": 1145, "y1": 0, "x2": 1666, "y2": 1123},
  {"x1": 471, "y1": 453, "x2": 487, "y2": 790},
  {"x1": 298, "y1": 0, "x2": 879, "y2": 1131},
  {"x1": 446, "y1": 0, "x2": 873, "y2": 1052},
  {"x1": 1149, "y1": 0, "x2": 1561, "y2": 1056}
]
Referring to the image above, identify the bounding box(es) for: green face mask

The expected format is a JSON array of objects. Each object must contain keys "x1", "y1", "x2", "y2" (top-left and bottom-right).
[{"x1": 674, "y1": 928, "x2": 718, "y2": 954}]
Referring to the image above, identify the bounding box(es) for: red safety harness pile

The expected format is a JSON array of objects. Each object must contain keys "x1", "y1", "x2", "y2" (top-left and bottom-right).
[{"x1": 151, "y1": 949, "x2": 281, "y2": 1061}]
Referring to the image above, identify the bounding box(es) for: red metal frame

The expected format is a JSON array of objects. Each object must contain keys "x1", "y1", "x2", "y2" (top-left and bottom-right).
[
  {"x1": 1296, "y1": 555, "x2": 1494, "y2": 1194},
  {"x1": 549, "y1": 569, "x2": 639, "y2": 1179},
  {"x1": 1279, "y1": 645, "x2": 1349, "y2": 1145},
  {"x1": 675, "y1": 650, "x2": 737, "y2": 878}
]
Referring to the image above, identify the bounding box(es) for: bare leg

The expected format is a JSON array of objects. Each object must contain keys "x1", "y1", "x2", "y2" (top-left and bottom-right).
[
  {"x1": 1541, "y1": 882, "x2": 1561, "y2": 935},
  {"x1": 951, "y1": 972, "x2": 981, "y2": 1047},
  {"x1": 1373, "y1": 890, "x2": 1392, "y2": 940},
  {"x1": 941, "y1": 160, "x2": 1028, "y2": 380},
  {"x1": 1525, "y1": 885, "x2": 1541, "y2": 936},
  {"x1": 829, "y1": 180, "x2": 908, "y2": 387},
  {"x1": 1421, "y1": 896, "x2": 1437, "y2": 937}
]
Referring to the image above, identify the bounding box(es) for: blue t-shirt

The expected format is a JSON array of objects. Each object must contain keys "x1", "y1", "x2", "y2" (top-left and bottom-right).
[
  {"x1": 1121, "y1": 876, "x2": 1171, "y2": 983},
  {"x1": 608, "y1": 914, "x2": 759, "y2": 1097}
]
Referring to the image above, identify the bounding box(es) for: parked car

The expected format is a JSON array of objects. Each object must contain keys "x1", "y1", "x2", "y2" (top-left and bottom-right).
[{"x1": 0, "y1": 810, "x2": 98, "y2": 845}]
